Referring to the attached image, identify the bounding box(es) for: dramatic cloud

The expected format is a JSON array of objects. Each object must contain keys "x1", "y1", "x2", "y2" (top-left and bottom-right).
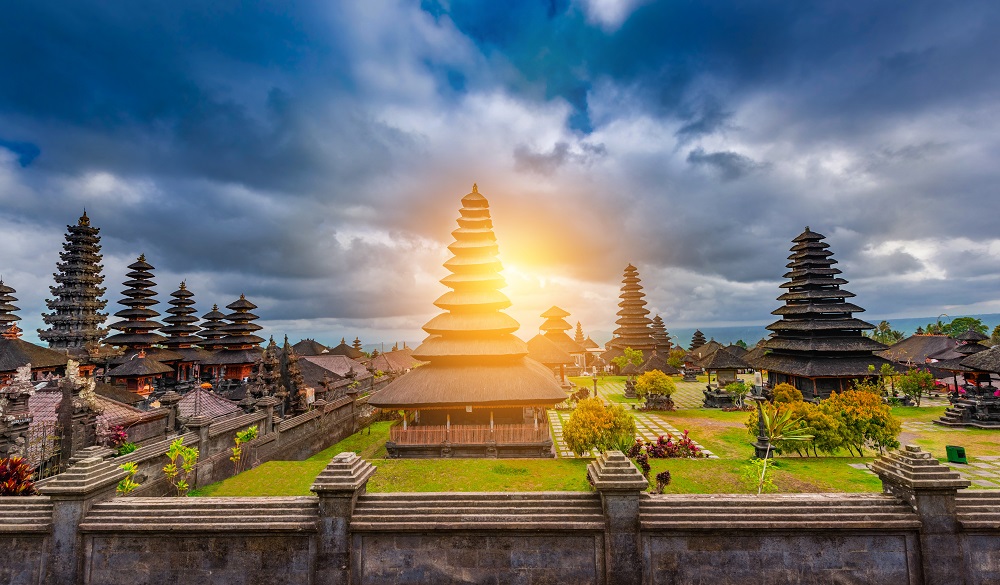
[{"x1": 2, "y1": 0, "x2": 1000, "y2": 347}]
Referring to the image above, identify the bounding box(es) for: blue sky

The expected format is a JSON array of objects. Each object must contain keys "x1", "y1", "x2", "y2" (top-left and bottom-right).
[{"x1": 2, "y1": 1, "x2": 999, "y2": 346}]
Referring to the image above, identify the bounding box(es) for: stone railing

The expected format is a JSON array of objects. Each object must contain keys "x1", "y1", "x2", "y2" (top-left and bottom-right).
[{"x1": 1, "y1": 445, "x2": 998, "y2": 585}]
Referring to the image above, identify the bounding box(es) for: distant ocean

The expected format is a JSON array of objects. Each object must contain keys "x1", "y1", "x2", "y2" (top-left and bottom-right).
[{"x1": 592, "y1": 313, "x2": 1000, "y2": 349}]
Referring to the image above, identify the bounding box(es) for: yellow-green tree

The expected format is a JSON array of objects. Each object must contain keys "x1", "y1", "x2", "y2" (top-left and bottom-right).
[
  {"x1": 563, "y1": 398, "x2": 637, "y2": 457},
  {"x1": 635, "y1": 370, "x2": 676, "y2": 399}
]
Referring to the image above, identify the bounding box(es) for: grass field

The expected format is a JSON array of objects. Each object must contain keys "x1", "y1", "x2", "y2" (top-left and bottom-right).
[{"x1": 193, "y1": 399, "x2": 996, "y2": 497}]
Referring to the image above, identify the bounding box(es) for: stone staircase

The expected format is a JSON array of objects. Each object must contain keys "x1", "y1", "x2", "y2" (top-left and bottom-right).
[
  {"x1": 0, "y1": 496, "x2": 53, "y2": 533},
  {"x1": 79, "y1": 496, "x2": 318, "y2": 533},
  {"x1": 640, "y1": 493, "x2": 921, "y2": 530},
  {"x1": 934, "y1": 401, "x2": 1000, "y2": 429},
  {"x1": 956, "y1": 491, "x2": 1000, "y2": 529},
  {"x1": 351, "y1": 492, "x2": 605, "y2": 531}
]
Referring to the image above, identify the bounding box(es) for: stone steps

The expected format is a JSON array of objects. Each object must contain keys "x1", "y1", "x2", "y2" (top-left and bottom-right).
[
  {"x1": 80, "y1": 496, "x2": 318, "y2": 532},
  {"x1": 352, "y1": 492, "x2": 604, "y2": 531},
  {"x1": 0, "y1": 497, "x2": 53, "y2": 533},
  {"x1": 957, "y1": 491, "x2": 1000, "y2": 528},
  {"x1": 641, "y1": 494, "x2": 920, "y2": 529}
]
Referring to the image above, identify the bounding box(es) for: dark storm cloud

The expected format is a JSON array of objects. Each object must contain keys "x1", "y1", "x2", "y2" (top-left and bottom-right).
[{"x1": 2, "y1": 0, "x2": 1000, "y2": 344}]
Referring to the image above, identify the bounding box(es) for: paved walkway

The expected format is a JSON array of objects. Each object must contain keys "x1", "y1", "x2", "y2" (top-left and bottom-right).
[{"x1": 548, "y1": 410, "x2": 718, "y2": 459}]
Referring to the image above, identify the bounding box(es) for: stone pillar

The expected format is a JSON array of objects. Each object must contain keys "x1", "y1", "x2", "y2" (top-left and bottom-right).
[
  {"x1": 39, "y1": 456, "x2": 127, "y2": 585},
  {"x1": 870, "y1": 444, "x2": 971, "y2": 585},
  {"x1": 257, "y1": 396, "x2": 279, "y2": 436},
  {"x1": 588, "y1": 450, "x2": 648, "y2": 585},
  {"x1": 159, "y1": 390, "x2": 181, "y2": 433},
  {"x1": 185, "y1": 414, "x2": 212, "y2": 488},
  {"x1": 311, "y1": 452, "x2": 376, "y2": 585}
]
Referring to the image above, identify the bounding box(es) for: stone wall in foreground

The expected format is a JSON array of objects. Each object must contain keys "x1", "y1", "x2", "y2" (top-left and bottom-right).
[{"x1": 1, "y1": 446, "x2": 998, "y2": 585}]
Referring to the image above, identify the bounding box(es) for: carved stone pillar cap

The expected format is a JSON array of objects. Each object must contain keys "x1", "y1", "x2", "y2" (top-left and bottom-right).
[
  {"x1": 159, "y1": 390, "x2": 181, "y2": 405},
  {"x1": 869, "y1": 444, "x2": 971, "y2": 490},
  {"x1": 312, "y1": 399, "x2": 327, "y2": 408},
  {"x1": 186, "y1": 414, "x2": 213, "y2": 427},
  {"x1": 587, "y1": 450, "x2": 649, "y2": 493},
  {"x1": 38, "y1": 456, "x2": 127, "y2": 497},
  {"x1": 311, "y1": 452, "x2": 376, "y2": 495},
  {"x1": 256, "y1": 396, "x2": 280, "y2": 407}
]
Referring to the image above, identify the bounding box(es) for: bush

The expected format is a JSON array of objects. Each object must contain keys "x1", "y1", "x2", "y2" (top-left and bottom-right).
[
  {"x1": 635, "y1": 370, "x2": 676, "y2": 399},
  {"x1": 653, "y1": 470, "x2": 672, "y2": 494},
  {"x1": 562, "y1": 398, "x2": 637, "y2": 457},
  {"x1": 897, "y1": 369, "x2": 935, "y2": 407},
  {"x1": 821, "y1": 389, "x2": 901, "y2": 456},
  {"x1": 117, "y1": 442, "x2": 138, "y2": 456},
  {"x1": 772, "y1": 383, "x2": 803, "y2": 403},
  {"x1": 0, "y1": 457, "x2": 37, "y2": 496}
]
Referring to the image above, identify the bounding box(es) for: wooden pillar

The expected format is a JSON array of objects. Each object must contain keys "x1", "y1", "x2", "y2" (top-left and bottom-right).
[
  {"x1": 402, "y1": 411, "x2": 407, "y2": 430},
  {"x1": 446, "y1": 413, "x2": 450, "y2": 432},
  {"x1": 533, "y1": 409, "x2": 539, "y2": 431},
  {"x1": 490, "y1": 410, "x2": 494, "y2": 431}
]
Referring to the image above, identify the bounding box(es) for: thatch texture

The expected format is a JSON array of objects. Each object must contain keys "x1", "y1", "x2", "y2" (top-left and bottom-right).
[
  {"x1": 0, "y1": 337, "x2": 70, "y2": 372},
  {"x1": 161, "y1": 281, "x2": 204, "y2": 346},
  {"x1": 527, "y1": 334, "x2": 575, "y2": 366},
  {"x1": 700, "y1": 347, "x2": 750, "y2": 371},
  {"x1": 639, "y1": 352, "x2": 680, "y2": 375},
  {"x1": 607, "y1": 264, "x2": 656, "y2": 351},
  {"x1": 370, "y1": 185, "x2": 563, "y2": 409},
  {"x1": 104, "y1": 255, "x2": 166, "y2": 349},
  {"x1": 960, "y1": 346, "x2": 1000, "y2": 373}
]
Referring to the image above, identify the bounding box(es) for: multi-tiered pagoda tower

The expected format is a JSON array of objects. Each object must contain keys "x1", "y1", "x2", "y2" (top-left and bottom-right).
[
  {"x1": 0, "y1": 280, "x2": 19, "y2": 334},
  {"x1": 160, "y1": 282, "x2": 207, "y2": 382},
  {"x1": 371, "y1": 184, "x2": 565, "y2": 458},
  {"x1": 0, "y1": 281, "x2": 72, "y2": 382},
  {"x1": 757, "y1": 227, "x2": 890, "y2": 399},
  {"x1": 201, "y1": 295, "x2": 264, "y2": 380},
  {"x1": 605, "y1": 264, "x2": 656, "y2": 360},
  {"x1": 197, "y1": 305, "x2": 228, "y2": 351},
  {"x1": 651, "y1": 315, "x2": 672, "y2": 354},
  {"x1": 104, "y1": 255, "x2": 166, "y2": 351},
  {"x1": 39, "y1": 212, "x2": 109, "y2": 352},
  {"x1": 539, "y1": 306, "x2": 586, "y2": 369}
]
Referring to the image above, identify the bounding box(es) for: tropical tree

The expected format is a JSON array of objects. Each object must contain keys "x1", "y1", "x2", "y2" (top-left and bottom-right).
[
  {"x1": 611, "y1": 347, "x2": 644, "y2": 371},
  {"x1": 896, "y1": 368, "x2": 935, "y2": 407},
  {"x1": 753, "y1": 404, "x2": 813, "y2": 494},
  {"x1": 990, "y1": 325, "x2": 1000, "y2": 347},
  {"x1": 867, "y1": 320, "x2": 904, "y2": 345},
  {"x1": 667, "y1": 348, "x2": 686, "y2": 369},
  {"x1": 943, "y1": 317, "x2": 987, "y2": 337}
]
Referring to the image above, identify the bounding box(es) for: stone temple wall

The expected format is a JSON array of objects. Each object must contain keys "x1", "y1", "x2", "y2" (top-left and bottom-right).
[{"x1": 1, "y1": 447, "x2": 998, "y2": 585}]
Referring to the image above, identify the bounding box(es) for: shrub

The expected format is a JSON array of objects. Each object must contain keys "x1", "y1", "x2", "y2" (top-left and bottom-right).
[
  {"x1": 117, "y1": 442, "x2": 138, "y2": 456},
  {"x1": 562, "y1": 398, "x2": 637, "y2": 457},
  {"x1": 635, "y1": 370, "x2": 676, "y2": 399},
  {"x1": 772, "y1": 383, "x2": 803, "y2": 404},
  {"x1": 230, "y1": 426, "x2": 259, "y2": 474},
  {"x1": 164, "y1": 438, "x2": 199, "y2": 496},
  {"x1": 116, "y1": 462, "x2": 141, "y2": 496},
  {"x1": 740, "y1": 458, "x2": 777, "y2": 494},
  {"x1": 645, "y1": 431, "x2": 703, "y2": 459},
  {"x1": 654, "y1": 470, "x2": 672, "y2": 494},
  {"x1": 100, "y1": 424, "x2": 129, "y2": 448},
  {"x1": 0, "y1": 457, "x2": 37, "y2": 496},
  {"x1": 821, "y1": 389, "x2": 901, "y2": 456}
]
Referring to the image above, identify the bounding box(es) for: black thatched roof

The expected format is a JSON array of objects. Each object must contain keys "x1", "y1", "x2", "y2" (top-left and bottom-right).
[
  {"x1": 292, "y1": 338, "x2": 328, "y2": 356},
  {"x1": 621, "y1": 362, "x2": 641, "y2": 375},
  {"x1": 607, "y1": 264, "x2": 656, "y2": 351},
  {"x1": 327, "y1": 340, "x2": 364, "y2": 359},
  {"x1": 724, "y1": 344, "x2": 748, "y2": 357},
  {"x1": 700, "y1": 347, "x2": 750, "y2": 371},
  {"x1": 741, "y1": 343, "x2": 768, "y2": 368},
  {"x1": 959, "y1": 346, "x2": 1000, "y2": 373},
  {"x1": 878, "y1": 335, "x2": 956, "y2": 365},
  {"x1": 0, "y1": 338, "x2": 70, "y2": 372},
  {"x1": 107, "y1": 354, "x2": 173, "y2": 377},
  {"x1": 527, "y1": 334, "x2": 575, "y2": 366},
  {"x1": 200, "y1": 348, "x2": 263, "y2": 365},
  {"x1": 368, "y1": 359, "x2": 568, "y2": 409},
  {"x1": 956, "y1": 328, "x2": 989, "y2": 342},
  {"x1": 760, "y1": 227, "x2": 891, "y2": 379},
  {"x1": 639, "y1": 352, "x2": 680, "y2": 375}
]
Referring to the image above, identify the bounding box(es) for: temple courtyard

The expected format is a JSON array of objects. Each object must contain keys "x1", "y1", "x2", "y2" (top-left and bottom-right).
[{"x1": 194, "y1": 375, "x2": 1000, "y2": 497}]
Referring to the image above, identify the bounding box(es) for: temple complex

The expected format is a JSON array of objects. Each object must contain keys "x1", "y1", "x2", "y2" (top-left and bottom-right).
[
  {"x1": 756, "y1": 227, "x2": 891, "y2": 399},
  {"x1": 370, "y1": 184, "x2": 565, "y2": 458},
  {"x1": 292, "y1": 338, "x2": 328, "y2": 356},
  {"x1": 689, "y1": 330, "x2": 706, "y2": 351},
  {"x1": 327, "y1": 337, "x2": 364, "y2": 359},
  {"x1": 104, "y1": 255, "x2": 166, "y2": 352},
  {"x1": 38, "y1": 211, "x2": 109, "y2": 352},
  {"x1": 604, "y1": 264, "x2": 656, "y2": 362},
  {"x1": 936, "y1": 338, "x2": 1000, "y2": 428}
]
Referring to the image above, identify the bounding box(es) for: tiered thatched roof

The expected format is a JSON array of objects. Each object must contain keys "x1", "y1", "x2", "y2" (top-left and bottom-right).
[
  {"x1": 650, "y1": 315, "x2": 672, "y2": 353},
  {"x1": 0, "y1": 282, "x2": 70, "y2": 373},
  {"x1": 527, "y1": 334, "x2": 575, "y2": 366},
  {"x1": 539, "y1": 306, "x2": 585, "y2": 355},
  {"x1": 756, "y1": 227, "x2": 890, "y2": 378},
  {"x1": 161, "y1": 282, "x2": 204, "y2": 349},
  {"x1": 607, "y1": 264, "x2": 655, "y2": 352},
  {"x1": 292, "y1": 338, "x2": 328, "y2": 356},
  {"x1": 104, "y1": 255, "x2": 166, "y2": 349},
  {"x1": 370, "y1": 185, "x2": 565, "y2": 409},
  {"x1": 198, "y1": 304, "x2": 228, "y2": 350},
  {"x1": 700, "y1": 347, "x2": 750, "y2": 371},
  {"x1": 328, "y1": 337, "x2": 364, "y2": 359}
]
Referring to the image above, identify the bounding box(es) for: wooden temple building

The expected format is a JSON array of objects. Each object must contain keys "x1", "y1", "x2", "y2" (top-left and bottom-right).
[
  {"x1": 603, "y1": 264, "x2": 657, "y2": 364},
  {"x1": 160, "y1": 282, "x2": 209, "y2": 386},
  {"x1": 0, "y1": 281, "x2": 75, "y2": 384},
  {"x1": 370, "y1": 184, "x2": 566, "y2": 458},
  {"x1": 755, "y1": 227, "x2": 891, "y2": 399},
  {"x1": 935, "y1": 338, "x2": 1000, "y2": 429},
  {"x1": 37, "y1": 211, "x2": 110, "y2": 354},
  {"x1": 200, "y1": 295, "x2": 265, "y2": 380},
  {"x1": 538, "y1": 306, "x2": 587, "y2": 372}
]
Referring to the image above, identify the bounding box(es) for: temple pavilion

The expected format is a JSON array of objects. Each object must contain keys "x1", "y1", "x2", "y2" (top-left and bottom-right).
[
  {"x1": 370, "y1": 184, "x2": 565, "y2": 458},
  {"x1": 0, "y1": 281, "x2": 73, "y2": 383},
  {"x1": 756, "y1": 227, "x2": 891, "y2": 399},
  {"x1": 538, "y1": 306, "x2": 587, "y2": 372}
]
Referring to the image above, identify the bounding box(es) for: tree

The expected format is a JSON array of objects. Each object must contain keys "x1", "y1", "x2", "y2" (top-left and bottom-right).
[
  {"x1": 867, "y1": 320, "x2": 904, "y2": 345},
  {"x1": 820, "y1": 390, "x2": 901, "y2": 456},
  {"x1": 667, "y1": 348, "x2": 686, "y2": 369},
  {"x1": 752, "y1": 403, "x2": 813, "y2": 494},
  {"x1": 735, "y1": 339, "x2": 748, "y2": 349},
  {"x1": 635, "y1": 370, "x2": 676, "y2": 399},
  {"x1": 562, "y1": 398, "x2": 637, "y2": 457},
  {"x1": 611, "y1": 347, "x2": 644, "y2": 371},
  {"x1": 896, "y1": 368, "x2": 935, "y2": 407},
  {"x1": 772, "y1": 383, "x2": 803, "y2": 404},
  {"x1": 991, "y1": 325, "x2": 1000, "y2": 347},
  {"x1": 943, "y1": 317, "x2": 987, "y2": 338}
]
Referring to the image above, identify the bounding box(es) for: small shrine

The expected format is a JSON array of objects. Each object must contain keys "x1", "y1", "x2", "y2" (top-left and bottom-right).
[{"x1": 935, "y1": 332, "x2": 1000, "y2": 429}]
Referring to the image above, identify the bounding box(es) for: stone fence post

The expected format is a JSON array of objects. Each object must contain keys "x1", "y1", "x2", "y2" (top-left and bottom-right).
[
  {"x1": 257, "y1": 396, "x2": 279, "y2": 435},
  {"x1": 588, "y1": 450, "x2": 648, "y2": 585},
  {"x1": 38, "y1": 456, "x2": 127, "y2": 585},
  {"x1": 185, "y1": 414, "x2": 212, "y2": 488},
  {"x1": 870, "y1": 444, "x2": 971, "y2": 585},
  {"x1": 311, "y1": 452, "x2": 376, "y2": 585},
  {"x1": 159, "y1": 390, "x2": 181, "y2": 434}
]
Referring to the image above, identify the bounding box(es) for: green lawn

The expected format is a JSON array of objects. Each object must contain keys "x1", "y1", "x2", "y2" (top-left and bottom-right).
[{"x1": 193, "y1": 402, "x2": 997, "y2": 497}]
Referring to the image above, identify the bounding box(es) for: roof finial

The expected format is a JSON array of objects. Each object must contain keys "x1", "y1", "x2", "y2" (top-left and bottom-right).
[
  {"x1": 240, "y1": 293, "x2": 246, "y2": 300},
  {"x1": 805, "y1": 226, "x2": 810, "y2": 232},
  {"x1": 138, "y1": 253, "x2": 146, "y2": 262},
  {"x1": 179, "y1": 280, "x2": 186, "y2": 290},
  {"x1": 79, "y1": 209, "x2": 90, "y2": 226},
  {"x1": 472, "y1": 183, "x2": 478, "y2": 193}
]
